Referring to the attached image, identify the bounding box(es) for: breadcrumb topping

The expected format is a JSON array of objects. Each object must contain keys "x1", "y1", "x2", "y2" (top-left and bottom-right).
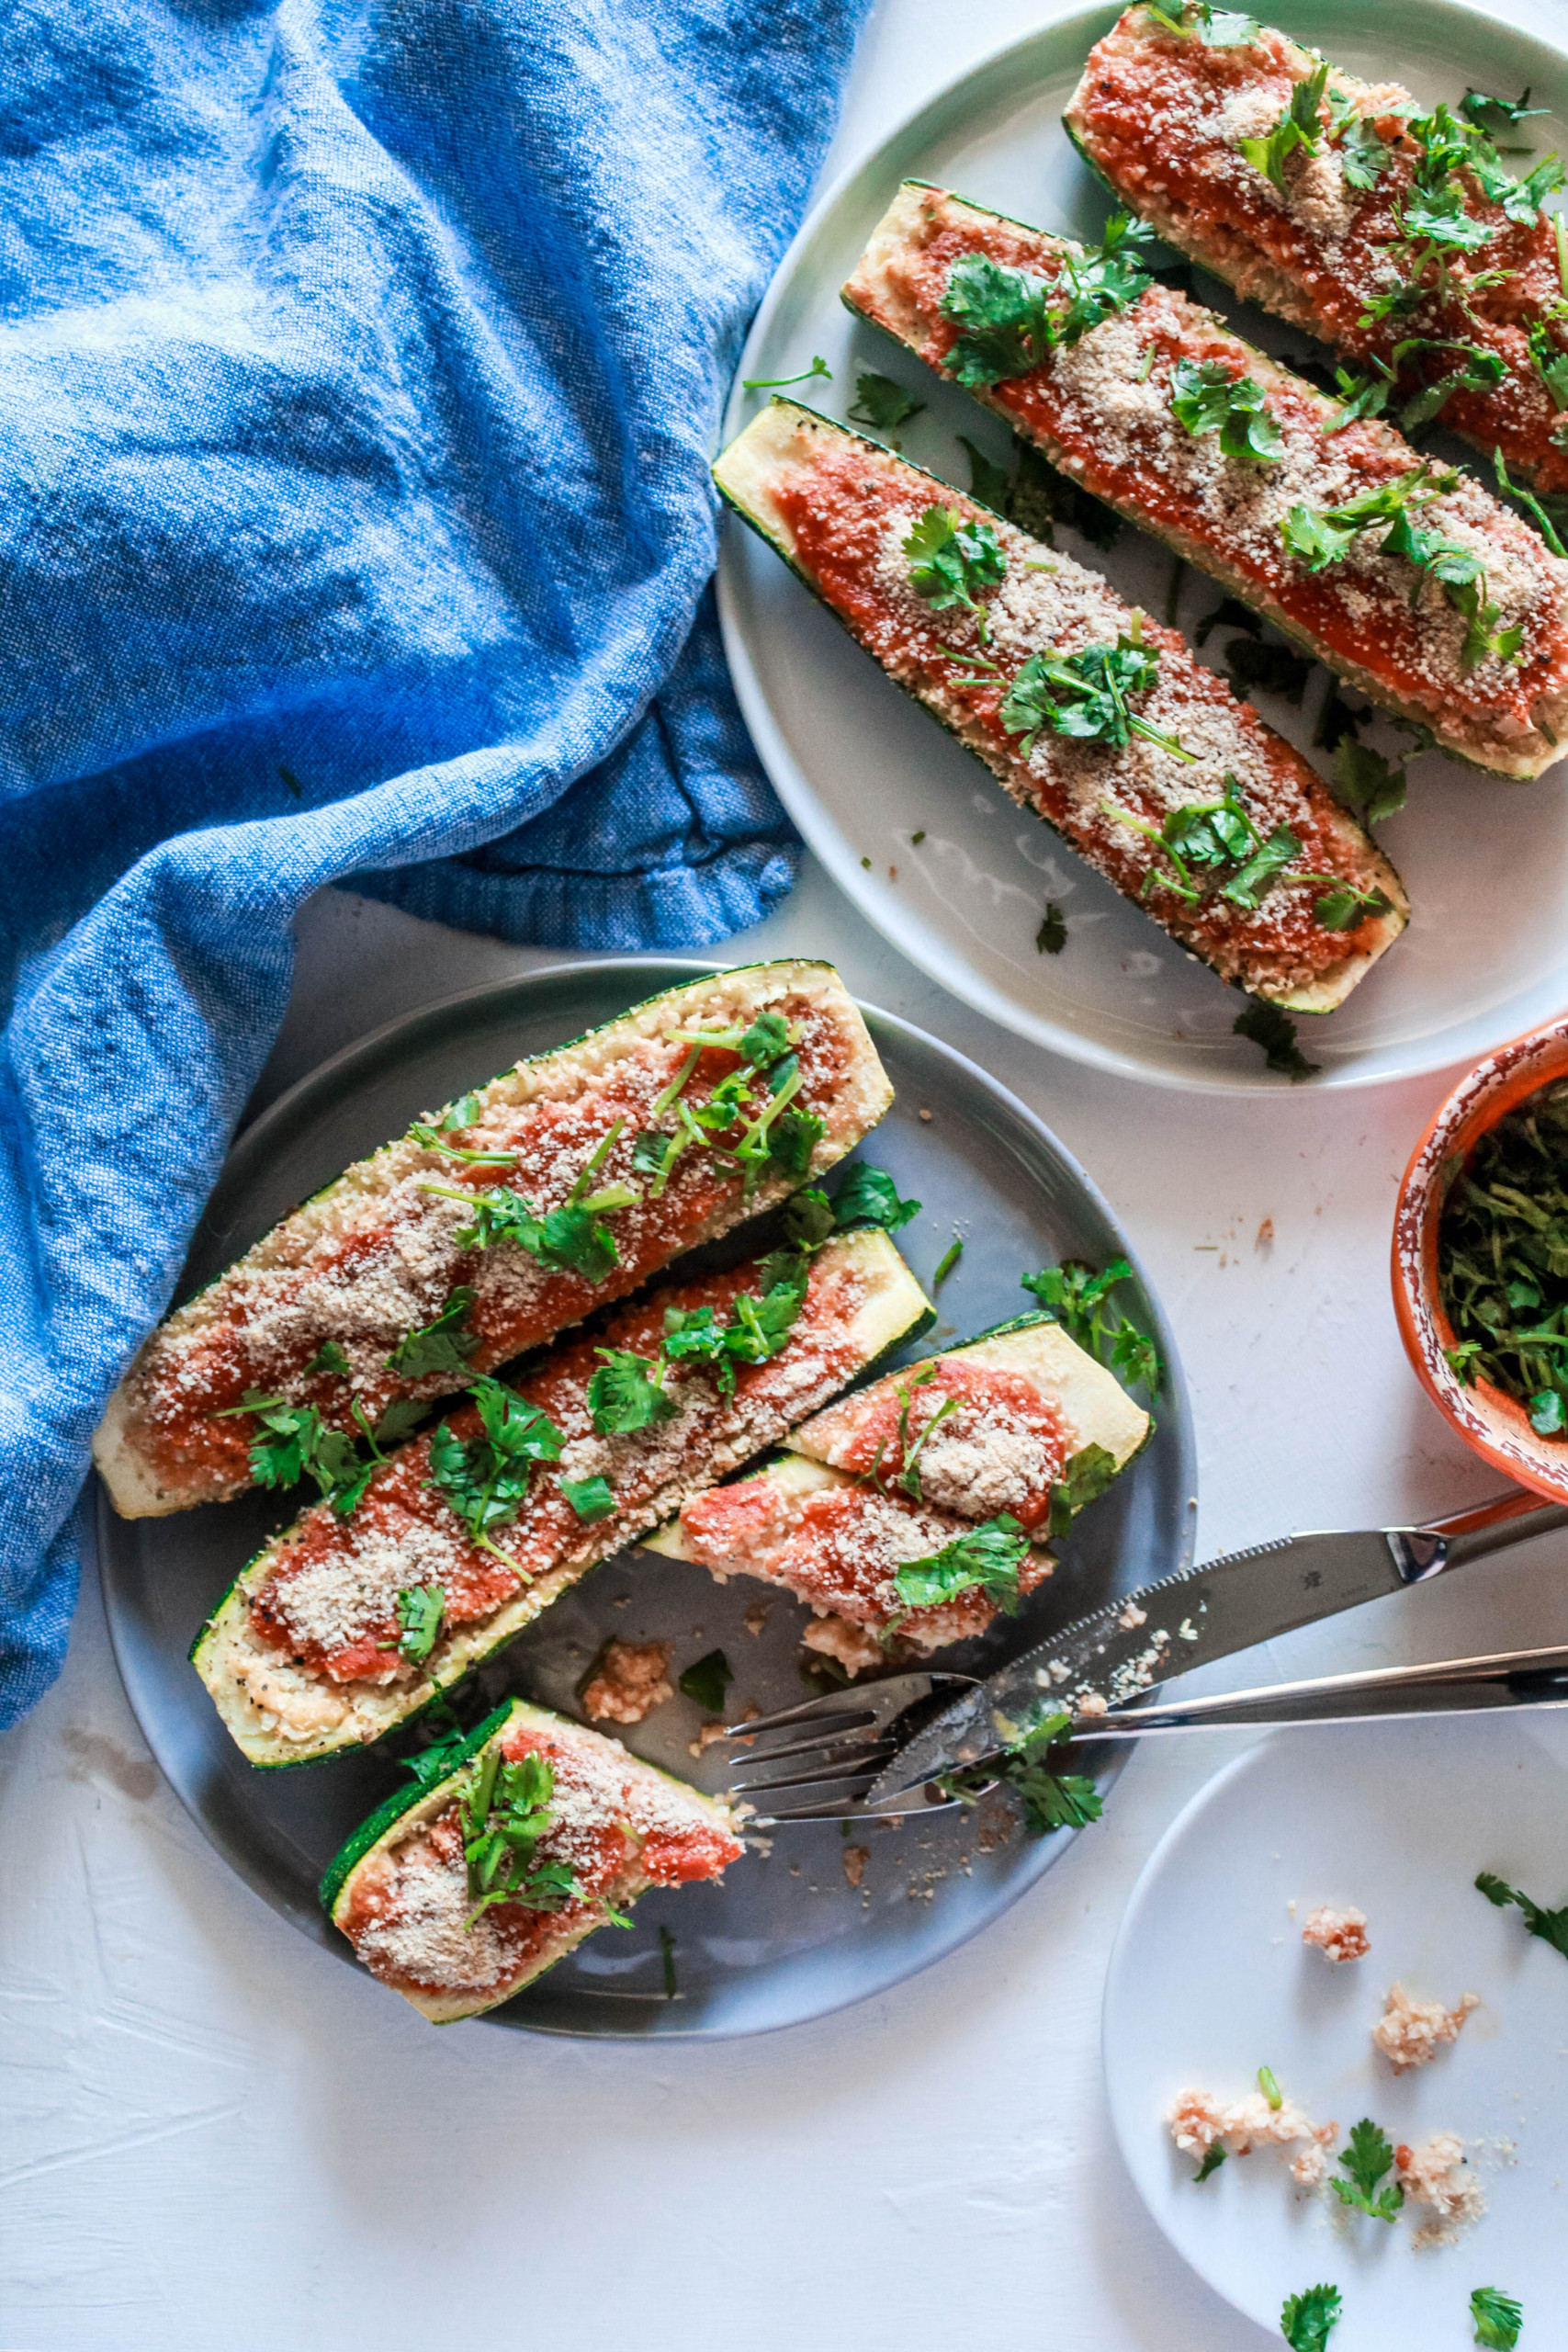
[
  {"x1": 1302, "y1": 1901, "x2": 1370, "y2": 1962},
  {"x1": 1372, "y1": 1980, "x2": 1480, "y2": 2072}
]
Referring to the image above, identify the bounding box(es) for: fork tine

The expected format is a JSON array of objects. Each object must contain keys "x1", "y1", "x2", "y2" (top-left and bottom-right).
[
  {"x1": 720, "y1": 1669, "x2": 970, "y2": 1744},
  {"x1": 721, "y1": 1725, "x2": 887, "y2": 1769},
  {"x1": 721, "y1": 1697, "x2": 879, "y2": 1739},
  {"x1": 727, "y1": 1742, "x2": 901, "y2": 1795}
]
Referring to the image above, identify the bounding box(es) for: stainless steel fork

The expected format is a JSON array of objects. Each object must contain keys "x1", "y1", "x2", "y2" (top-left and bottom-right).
[{"x1": 716, "y1": 1644, "x2": 1568, "y2": 1824}]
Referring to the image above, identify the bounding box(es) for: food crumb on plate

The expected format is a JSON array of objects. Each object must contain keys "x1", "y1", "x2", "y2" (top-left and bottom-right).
[
  {"x1": 1373, "y1": 1981, "x2": 1480, "y2": 2072},
  {"x1": 1302, "y1": 1902, "x2": 1370, "y2": 1963},
  {"x1": 581, "y1": 1638, "x2": 674, "y2": 1725},
  {"x1": 842, "y1": 1843, "x2": 869, "y2": 1889},
  {"x1": 1396, "y1": 2132, "x2": 1487, "y2": 2246}
]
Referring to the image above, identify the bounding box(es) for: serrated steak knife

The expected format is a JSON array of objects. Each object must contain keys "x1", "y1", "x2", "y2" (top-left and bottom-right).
[{"x1": 872, "y1": 1489, "x2": 1568, "y2": 1802}]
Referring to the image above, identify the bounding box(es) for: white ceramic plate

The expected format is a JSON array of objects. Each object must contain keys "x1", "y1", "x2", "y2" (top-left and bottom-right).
[
  {"x1": 1103, "y1": 1715, "x2": 1568, "y2": 2344},
  {"x1": 716, "y1": 0, "x2": 1568, "y2": 1091}
]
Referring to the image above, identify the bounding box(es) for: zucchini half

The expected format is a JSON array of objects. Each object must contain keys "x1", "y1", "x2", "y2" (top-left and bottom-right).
[
  {"x1": 321, "y1": 1698, "x2": 744, "y2": 2025},
  {"x1": 1062, "y1": 10, "x2": 1568, "y2": 501},
  {"x1": 842, "y1": 181, "x2": 1568, "y2": 781},
  {"x1": 714, "y1": 400, "x2": 1406, "y2": 1013},
  {"x1": 792, "y1": 1307, "x2": 1149, "y2": 1531},
  {"x1": 192, "y1": 1228, "x2": 933, "y2": 1769},
  {"x1": 644, "y1": 1450, "x2": 1056, "y2": 1663},
  {"x1": 96, "y1": 959, "x2": 892, "y2": 1518}
]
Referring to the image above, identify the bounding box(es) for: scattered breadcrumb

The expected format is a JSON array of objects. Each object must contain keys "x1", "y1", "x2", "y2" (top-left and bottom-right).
[
  {"x1": 1302, "y1": 1903, "x2": 1370, "y2": 1963},
  {"x1": 743, "y1": 1600, "x2": 771, "y2": 1636},
  {"x1": 1256, "y1": 1217, "x2": 1274, "y2": 1250},
  {"x1": 918, "y1": 1109, "x2": 932, "y2": 1122},
  {"x1": 1396, "y1": 2132, "x2": 1487, "y2": 2246},
  {"x1": 1373, "y1": 1982, "x2": 1480, "y2": 2072},
  {"x1": 689, "y1": 1720, "x2": 729, "y2": 1757},
  {"x1": 801, "y1": 1616, "x2": 886, "y2": 1677},
  {"x1": 1166, "y1": 2085, "x2": 1336, "y2": 2174},
  {"x1": 1117, "y1": 1600, "x2": 1148, "y2": 1631},
  {"x1": 842, "y1": 1844, "x2": 869, "y2": 1890},
  {"x1": 581, "y1": 1639, "x2": 674, "y2": 1725}
]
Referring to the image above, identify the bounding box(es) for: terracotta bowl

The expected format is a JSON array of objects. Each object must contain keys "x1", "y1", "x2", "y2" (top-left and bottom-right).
[{"x1": 1393, "y1": 1016, "x2": 1568, "y2": 1503}]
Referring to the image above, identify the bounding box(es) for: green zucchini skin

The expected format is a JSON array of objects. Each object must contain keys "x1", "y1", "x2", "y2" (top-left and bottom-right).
[
  {"x1": 713, "y1": 401, "x2": 1406, "y2": 1016},
  {"x1": 192, "y1": 1229, "x2": 935, "y2": 1770}
]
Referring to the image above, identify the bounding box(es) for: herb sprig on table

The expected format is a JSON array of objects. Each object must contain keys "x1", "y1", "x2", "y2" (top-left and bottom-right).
[{"x1": 1438, "y1": 1078, "x2": 1568, "y2": 1434}]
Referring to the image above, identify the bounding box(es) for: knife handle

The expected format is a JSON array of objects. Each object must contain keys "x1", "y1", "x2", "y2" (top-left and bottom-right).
[{"x1": 1389, "y1": 1489, "x2": 1568, "y2": 1582}]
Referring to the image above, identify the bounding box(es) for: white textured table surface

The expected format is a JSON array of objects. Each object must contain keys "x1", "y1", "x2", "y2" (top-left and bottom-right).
[{"x1": 8, "y1": 3, "x2": 1568, "y2": 2341}]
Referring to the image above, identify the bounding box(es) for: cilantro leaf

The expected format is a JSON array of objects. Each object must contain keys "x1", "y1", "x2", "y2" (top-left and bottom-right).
[
  {"x1": 892, "y1": 1513, "x2": 1030, "y2": 1613},
  {"x1": 1001, "y1": 637, "x2": 1191, "y2": 763},
  {"x1": 1396, "y1": 179, "x2": 1496, "y2": 251},
  {"x1": 1471, "y1": 2287, "x2": 1524, "y2": 2348},
  {"x1": 1169, "y1": 358, "x2": 1284, "y2": 460},
  {"x1": 1325, "y1": 358, "x2": 1393, "y2": 433},
  {"x1": 1234, "y1": 1001, "x2": 1320, "y2": 1081},
  {"x1": 742, "y1": 356, "x2": 831, "y2": 393},
  {"x1": 307, "y1": 1340, "x2": 351, "y2": 1377},
  {"x1": 1476, "y1": 1868, "x2": 1568, "y2": 1958},
  {"x1": 386, "y1": 1289, "x2": 479, "y2": 1381},
  {"x1": 1236, "y1": 60, "x2": 1328, "y2": 192},
  {"x1": 1280, "y1": 466, "x2": 1451, "y2": 570},
  {"x1": 1037, "y1": 901, "x2": 1067, "y2": 955},
  {"x1": 218, "y1": 1392, "x2": 380, "y2": 1516},
  {"x1": 1021, "y1": 1257, "x2": 1162, "y2": 1390},
  {"x1": 587, "y1": 1348, "x2": 679, "y2": 1437},
  {"x1": 941, "y1": 254, "x2": 1056, "y2": 385},
  {"x1": 1047, "y1": 1441, "x2": 1121, "y2": 1538},
  {"x1": 1331, "y1": 736, "x2": 1408, "y2": 826},
  {"x1": 389, "y1": 1582, "x2": 445, "y2": 1664},
  {"x1": 678, "y1": 1648, "x2": 734, "y2": 1713},
  {"x1": 783, "y1": 1186, "x2": 837, "y2": 1249},
  {"x1": 1337, "y1": 110, "x2": 1393, "y2": 189},
  {"x1": 1461, "y1": 86, "x2": 1542, "y2": 132},
  {"x1": 765, "y1": 1104, "x2": 825, "y2": 1182},
  {"x1": 847, "y1": 371, "x2": 925, "y2": 435},
  {"x1": 371, "y1": 1396, "x2": 429, "y2": 1448},
  {"x1": 459, "y1": 1746, "x2": 578, "y2": 1928},
  {"x1": 904, "y1": 504, "x2": 1007, "y2": 625},
  {"x1": 832, "y1": 1162, "x2": 920, "y2": 1232},
  {"x1": 1280, "y1": 2283, "x2": 1342, "y2": 2350},
  {"x1": 1329, "y1": 2119, "x2": 1404, "y2": 2221},
  {"x1": 1221, "y1": 824, "x2": 1300, "y2": 911},
  {"x1": 558, "y1": 1473, "x2": 616, "y2": 1523},
  {"x1": 998, "y1": 1711, "x2": 1103, "y2": 1835},
  {"x1": 1313, "y1": 880, "x2": 1390, "y2": 932},
  {"x1": 425, "y1": 1375, "x2": 563, "y2": 1559},
  {"x1": 450, "y1": 1186, "x2": 621, "y2": 1282},
  {"x1": 1193, "y1": 2143, "x2": 1227, "y2": 2181}
]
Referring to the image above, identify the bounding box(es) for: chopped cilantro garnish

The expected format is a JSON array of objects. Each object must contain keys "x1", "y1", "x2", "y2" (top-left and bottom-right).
[
  {"x1": 1331, "y1": 736, "x2": 1408, "y2": 827},
  {"x1": 386, "y1": 1289, "x2": 480, "y2": 1381},
  {"x1": 459, "y1": 1745, "x2": 577, "y2": 1929},
  {"x1": 216, "y1": 1391, "x2": 379, "y2": 1516},
  {"x1": 1047, "y1": 1441, "x2": 1120, "y2": 1539},
  {"x1": 1311, "y1": 878, "x2": 1392, "y2": 931},
  {"x1": 384, "y1": 1582, "x2": 445, "y2": 1664},
  {"x1": 939, "y1": 215, "x2": 1153, "y2": 388},
  {"x1": 1461, "y1": 86, "x2": 1542, "y2": 133},
  {"x1": 558, "y1": 1474, "x2": 616, "y2": 1523},
  {"x1": 667, "y1": 1010, "x2": 799, "y2": 1069},
  {"x1": 1144, "y1": 1, "x2": 1260, "y2": 39},
  {"x1": 1470, "y1": 2287, "x2": 1524, "y2": 2348},
  {"x1": 958, "y1": 432, "x2": 1012, "y2": 511},
  {"x1": 847, "y1": 371, "x2": 925, "y2": 435},
  {"x1": 1193, "y1": 2143, "x2": 1226, "y2": 2182},
  {"x1": 1258, "y1": 2064, "x2": 1282, "y2": 2110},
  {"x1": 933, "y1": 1238, "x2": 964, "y2": 1285},
  {"x1": 586, "y1": 1347, "x2": 679, "y2": 1437},
  {"x1": 1021, "y1": 1257, "x2": 1162, "y2": 1391},
  {"x1": 894, "y1": 1513, "x2": 1030, "y2": 1613},
  {"x1": 370, "y1": 1396, "x2": 429, "y2": 1448},
  {"x1": 442, "y1": 1185, "x2": 621, "y2": 1281},
  {"x1": 1476, "y1": 1868, "x2": 1568, "y2": 1958},
  {"x1": 1494, "y1": 444, "x2": 1568, "y2": 560},
  {"x1": 1325, "y1": 357, "x2": 1393, "y2": 433},
  {"x1": 1233, "y1": 1001, "x2": 1320, "y2": 1081},
  {"x1": 1001, "y1": 636, "x2": 1193, "y2": 763},
  {"x1": 1222, "y1": 825, "x2": 1301, "y2": 912},
  {"x1": 678, "y1": 1648, "x2": 734, "y2": 1713},
  {"x1": 425, "y1": 1375, "x2": 563, "y2": 1569},
  {"x1": 1169, "y1": 357, "x2": 1283, "y2": 460},
  {"x1": 407, "y1": 1116, "x2": 515, "y2": 1168},
  {"x1": 1036, "y1": 902, "x2": 1067, "y2": 954},
  {"x1": 306, "y1": 1340, "x2": 351, "y2": 1377},
  {"x1": 1393, "y1": 337, "x2": 1506, "y2": 431},
  {"x1": 1235, "y1": 60, "x2": 1328, "y2": 193},
  {"x1": 742, "y1": 356, "x2": 830, "y2": 392},
  {"x1": 1328, "y1": 2119, "x2": 1404, "y2": 2221},
  {"x1": 1280, "y1": 466, "x2": 1453, "y2": 570},
  {"x1": 904, "y1": 504, "x2": 1007, "y2": 634},
  {"x1": 782, "y1": 1185, "x2": 837, "y2": 1250},
  {"x1": 832, "y1": 1161, "x2": 920, "y2": 1233},
  {"x1": 660, "y1": 1923, "x2": 678, "y2": 1997},
  {"x1": 988, "y1": 1709, "x2": 1103, "y2": 1835},
  {"x1": 1280, "y1": 2283, "x2": 1342, "y2": 2350}
]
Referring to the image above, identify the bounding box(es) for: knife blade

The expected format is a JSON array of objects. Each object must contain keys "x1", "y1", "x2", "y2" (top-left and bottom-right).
[{"x1": 870, "y1": 1493, "x2": 1568, "y2": 1802}]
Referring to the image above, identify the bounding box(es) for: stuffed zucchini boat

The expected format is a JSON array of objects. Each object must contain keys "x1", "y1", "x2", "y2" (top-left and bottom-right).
[
  {"x1": 647, "y1": 1312, "x2": 1148, "y2": 1673},
  {"x1": 714, "y1": 401, "x2": 1406, "y2": 1011},
  {"x1": 791, "y1": 1308, "x2": 1149, "y2": 1528},
  {"x1": 843, "y1": 181, "x2": 1568, "y2": 778},
  {"x1": 193, "y1": 1228, "x2": 932, "y2": 1767},
  {"x1": 647, "y1": 1453, "x2": 1056, "y2": 1675},
  {"x1": 1065, "y1": 8, "x2": 1568, "y2": 496},
  {"x1": 96, "y1": 960, "x2": 892, "y2": 1518},
  {"x1": 321, "y1": 1698, "x2": 744, "y2": 2024}
]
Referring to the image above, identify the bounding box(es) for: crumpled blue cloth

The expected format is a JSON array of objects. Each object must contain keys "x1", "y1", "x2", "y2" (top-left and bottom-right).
[{"x1": 0, "y1": 0, "x2": 870, "y2": 1729}]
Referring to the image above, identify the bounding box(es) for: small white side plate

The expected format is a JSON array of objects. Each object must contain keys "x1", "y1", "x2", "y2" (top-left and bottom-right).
[{"x1": 1103, "y1": 1715, "x2": 1568, "y2": 2344}]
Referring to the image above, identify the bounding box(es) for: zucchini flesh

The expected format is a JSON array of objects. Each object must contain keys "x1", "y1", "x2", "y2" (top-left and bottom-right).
[
  {"x1": 323, "y1": 1698, "x2": 744, "y2": 2025},
  {"x1": 648, "y1": 1451, "x2": 1055, "y2": 1667},
  {"x1": 96, "y1": 959, "x2": 892, "y2": 1517},
  {"x1": 791, "y1": 1307, "x2": 1149, "y2": 1532},
  {"x1": 192, "y1": 1228, "x2": 933, "y2": 1768},
  {"x1": 1064, "y1": 12, "x2": 1568, "y2": 500},
  {"x1": 714, "y1": 401, "x2": 1405, "y2": 1012},
  {"x1": 843, "y1": 181, "x2": 1568, "y2": 780}
]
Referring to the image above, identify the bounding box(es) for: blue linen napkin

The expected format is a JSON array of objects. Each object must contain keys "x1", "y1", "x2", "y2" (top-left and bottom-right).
[{"x1": 0, "y1": 0, "x2": 870, "y2": 1729}]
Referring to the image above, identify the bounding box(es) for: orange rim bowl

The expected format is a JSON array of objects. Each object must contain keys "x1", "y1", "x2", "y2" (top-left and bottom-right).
[{"x1": 1393, "y1": 1012, "x2": 1568, "y2": 1504}]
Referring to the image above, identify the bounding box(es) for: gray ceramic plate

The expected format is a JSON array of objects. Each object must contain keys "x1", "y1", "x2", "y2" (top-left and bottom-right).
[{"x1": 96, "y1": 957, "x2": 1196, "y2": 2038}]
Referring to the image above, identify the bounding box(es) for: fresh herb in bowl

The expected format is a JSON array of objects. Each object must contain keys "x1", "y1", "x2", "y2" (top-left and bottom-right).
[{"x1": 1437, "y1": 1074, "x2": 1568, "y2": 1436}]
